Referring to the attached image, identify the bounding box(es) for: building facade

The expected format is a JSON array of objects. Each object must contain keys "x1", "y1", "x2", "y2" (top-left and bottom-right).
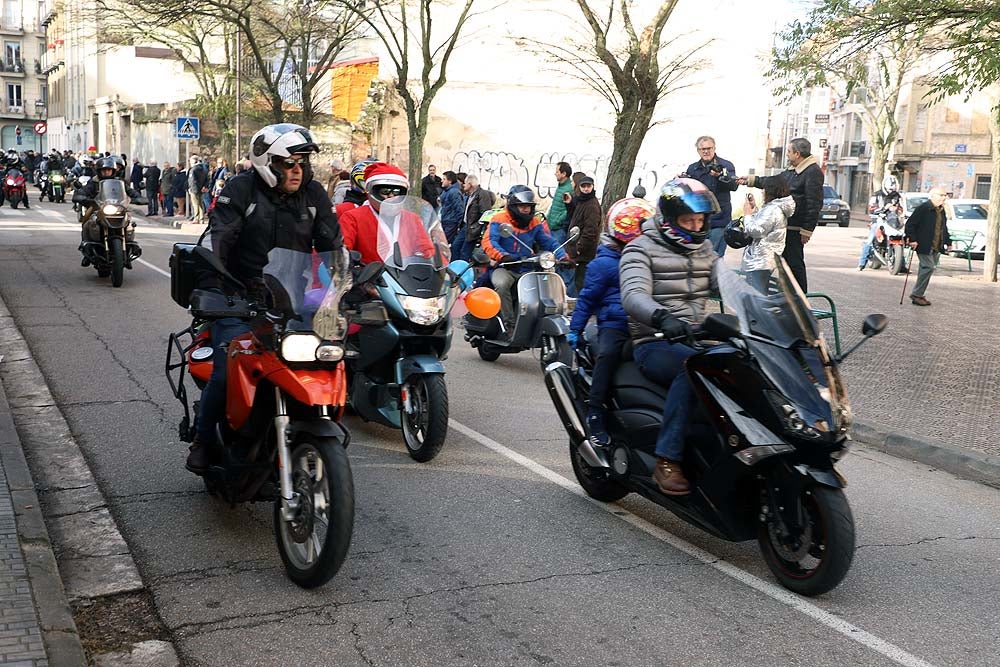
[{"x1": 1, "y1": 0, "x2": 49, "y2": 151}]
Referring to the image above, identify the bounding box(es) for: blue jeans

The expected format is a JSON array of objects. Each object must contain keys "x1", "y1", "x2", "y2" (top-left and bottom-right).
[
  {"x1": 633, "y1": 340, "x2": 698, "y2": 461},
  {"x1": 709, "y1": 227, "x2": 727, "y2": 257},
  {"x1": 589, "y1": 328, "x2": 630, "y2": 411},
  {"x1": 163, "y1": 191, "x2": 174, "y2": 216},
  {"x1": 745, "y1": 269, "x2": 772, "y2": 294},
  {"x1": 858, "y1": 224, "x2": 877, "y2": 267},
  {"x1": 550, "y1": 228, "x2": 578, "y2": 298},
  {"x1": 451, "y1": 225, "x2": 469, "y2": 262},
  {"x1": 196, "y1": 317, "x2": 251, "y2": 443}
]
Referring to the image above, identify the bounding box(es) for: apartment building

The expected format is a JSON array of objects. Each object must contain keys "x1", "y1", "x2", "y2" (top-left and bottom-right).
[
  {"x1": 0, "y1": 0, "x2": 49, "y2": 151},
  {"x1": 824, "y1": 90, "x2": 873, "y2": 207}
]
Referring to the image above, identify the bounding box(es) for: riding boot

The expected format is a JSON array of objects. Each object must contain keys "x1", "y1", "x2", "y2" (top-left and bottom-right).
[
  {"x1": 653, "y1": 457, "x2": 690, "y2": 496},
  {"x1": 185, "y1": 437, "x2": 212, "y2": 474},
  {"x1": 586, "y1": 408, "x2": 611, "y2": 448}
]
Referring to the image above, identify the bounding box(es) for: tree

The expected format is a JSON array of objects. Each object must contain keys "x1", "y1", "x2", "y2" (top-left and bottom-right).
[
  {"x1": 554, "y1": 1, "x2": 703, "y2": 209},
  {"x1": 339, "y1": 0, "x2": 479, "y2": 191},
  {"x1": 768, "y1": 26, "x2": 921, "y2": 192},
  {"x1": 774, "y1": 0, "x2": 1000, "y2": 282}
]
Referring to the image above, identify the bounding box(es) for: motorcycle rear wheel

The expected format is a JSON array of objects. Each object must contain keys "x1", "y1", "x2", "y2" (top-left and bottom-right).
[
  {"x1": 10, "y1": 199, "x2": 17, "y2": 209},
  {"x1": 757, "y1": 485, "x2": 854, "y2": 596},
  {"x1": 275, "y1": 437, "x2": 354, "y2": 588},
  {"x1": 401, "y1": 374, "x2": 448, "y2": 462},
  {"x1": 109, "y1": 237, "x2": 125, "y2": 287},
  {"x1": 569, "y1": 440, "x2": 628, "y2": 502}
]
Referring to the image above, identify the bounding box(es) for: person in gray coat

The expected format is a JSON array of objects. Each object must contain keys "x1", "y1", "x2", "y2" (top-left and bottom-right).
[{"x1": 619, "y1": 178, "x2": 723, "y2": 495}]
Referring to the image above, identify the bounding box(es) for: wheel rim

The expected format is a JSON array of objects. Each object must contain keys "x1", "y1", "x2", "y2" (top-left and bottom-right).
[
  {"x1": 279, "y1": 445, "x2": 331, "y2": 570},
  {"x1": 402, "y1": 380, "x2": 428, "y2": 449},
  {"x1": 765, "y1": 491, "x2": 826, "y2": 579}
]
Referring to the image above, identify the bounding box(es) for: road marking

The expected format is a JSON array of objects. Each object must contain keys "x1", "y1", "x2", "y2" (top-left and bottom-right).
[
  {"x1": 136, "y1": 258, "x2": 171, "y2": 278},
  {"x1": 448, "y1": 418, "x2": 937, "y2": 667}
]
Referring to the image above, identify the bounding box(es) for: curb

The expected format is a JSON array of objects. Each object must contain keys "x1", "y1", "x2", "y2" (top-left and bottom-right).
[
  {"x1": 853, "y1": 419, "x2": 1000, "y2": 489},
  {"x1": 0, "y1": 332, "x2": 87, "y2": 665}
]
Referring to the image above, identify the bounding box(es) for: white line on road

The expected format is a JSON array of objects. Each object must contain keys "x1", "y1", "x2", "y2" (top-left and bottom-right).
[
  {"x1": 135, "y1": 258, "x2": 171, "y2": 278},
  {"x1": 448, "y1": 418, "x2": 937, "y2": 667}
]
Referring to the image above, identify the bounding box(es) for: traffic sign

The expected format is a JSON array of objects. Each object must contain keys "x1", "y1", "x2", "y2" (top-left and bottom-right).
[
  {"x1": 33, "y1": 121, "x2": 46, "y2": 135},
  {"x1": 176, "y1": 116, "x2": 200, "y2": 140}
]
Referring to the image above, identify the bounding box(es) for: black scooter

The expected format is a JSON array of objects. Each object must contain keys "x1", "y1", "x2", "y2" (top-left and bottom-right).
[
  {"x1": 464, "y1": 224, "x2": 578, "y2": 370},
  {"x1": 544, "y1": 262, "x2": 888, "y2": 596}
]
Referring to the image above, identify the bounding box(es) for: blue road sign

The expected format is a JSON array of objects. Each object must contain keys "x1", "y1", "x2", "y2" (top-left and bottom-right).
[{"x1": 176, "y1": 116, "x2": 200, "y2": 140}]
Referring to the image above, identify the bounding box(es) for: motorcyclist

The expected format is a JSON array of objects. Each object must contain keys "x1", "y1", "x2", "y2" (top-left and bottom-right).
[
  {"x1": 339, "y1": 162, "x2": 440, "y2": 265},
  {"x1": 619, "y1": 178, "x2": 723, "y2": 496},
  {"x1": 0, "y1": 152, "x2": 27, "y2": 208},
  {"x1": 335, "y1": 158, "x2": 376, "y2": 218},
  {"x1": 72, "y1": 157, "x2": 140, "y2": 264},
  {"x1": 186, "y1": 123, "x2": 343, "y2": 473},
  {"x1": 481, "y1": 185, "x2": 568, "y2": 333},
  {"x1": 859, "y1": 174, "x2": 903, "y2": 270}
]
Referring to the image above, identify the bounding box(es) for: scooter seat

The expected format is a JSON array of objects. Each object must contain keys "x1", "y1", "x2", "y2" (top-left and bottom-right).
[
  {"x1": 612, "y1": 361, "x2": 668, "y2": 406},
  {"x1": 620, "y1": 338, "x2": 634, "y2": 362}
]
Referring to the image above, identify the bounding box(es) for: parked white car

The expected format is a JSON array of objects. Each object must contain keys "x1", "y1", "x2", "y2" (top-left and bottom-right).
[{"x1": 900, "y1": 193, "x2": 992, "y2": 257}]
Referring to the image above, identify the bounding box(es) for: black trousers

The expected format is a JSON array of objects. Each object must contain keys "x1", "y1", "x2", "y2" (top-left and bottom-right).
[
  {"x1": 782, "y1": 228, "x2": 808, "y2": 292},
  {"x1": 588, "y1": 327, "x2": 630, "y2": 411}
]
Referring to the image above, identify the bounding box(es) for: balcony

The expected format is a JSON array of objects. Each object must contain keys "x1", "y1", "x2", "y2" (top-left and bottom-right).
[
  {"x1": 0, "y1": 59, "x2": 26, "y2": 77},
  {"x1": 2, "y1": 102, "x2": 25, "y2": 117},
  {"x1": 0, "y1": 99, "x2": 45, "y2": 118},
  {"x1": 830, "y1": 145, "x2": 840, "y2": 162},
  {"x1": 0, "y1": 18, "x2": 23, "y2": 35}
]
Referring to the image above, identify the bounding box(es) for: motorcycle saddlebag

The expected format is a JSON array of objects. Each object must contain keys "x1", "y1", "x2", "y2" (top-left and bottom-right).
[{"x1": 169, "y1": 243, "x2": 204, "y2": 308}]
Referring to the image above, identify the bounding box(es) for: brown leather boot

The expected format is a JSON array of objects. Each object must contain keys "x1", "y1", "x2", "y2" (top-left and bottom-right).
[
  {"x1": 185, "y1": 438, "x2": 211, "y2": 474},
  {"x1": 653, "y1": 458, "x2": 691, "y2": 496}
]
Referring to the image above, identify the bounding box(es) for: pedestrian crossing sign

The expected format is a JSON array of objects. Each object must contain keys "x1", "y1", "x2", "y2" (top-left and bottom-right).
[{"x1": 176, "y1": 116, "x2": 200, "y2": 140}]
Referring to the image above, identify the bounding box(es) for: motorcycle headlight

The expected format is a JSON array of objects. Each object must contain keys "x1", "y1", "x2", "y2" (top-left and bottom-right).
[
  {"x1": 315, "y1": 343, "x2": 345, "y2": 362},
  {"x1": 102, "y1": 204, "x2": 124, "y2": 216},
  {"x1": 778, "y1": 404, "x2": 823, "y2": 439},
  {"x1": 280, "y1": 333, "x2": 322, "y2": 362},
  {"x1": 52, "y1": 175, "x2": 62, "y2": 182},
  {"x1": 399, "y1": 295, "x2": 446, "y2": 325},
  {"x1": 538, "y1": 252, "x2": 556, "y2": 270},
  {"x1": 5, "y1": 179, "x2": 13, "y2": 186}
]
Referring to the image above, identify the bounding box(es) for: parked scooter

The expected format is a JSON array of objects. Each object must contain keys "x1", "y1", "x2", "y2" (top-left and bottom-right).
[
  {"x1": 463, "y1": 224, "x2": 578, "y2": 370},
  {"x1": 544, "y1": 261, "x2": 888, "y2": 596},
  {"x1": 166, "y1": 245, "x2": 355, "y2": 588},
  {"x1": 1, "y1": 168, "x2": 28, "y2": 209},
  {"x1": 863, "y1": 206, "x2": 907, "y2": 274},
  {"x1": 343, "y1": 195, "x2": 484, "y2": 461},
  {"x1": 78, "y1": 179, "x2": 142, "y2": 287}
]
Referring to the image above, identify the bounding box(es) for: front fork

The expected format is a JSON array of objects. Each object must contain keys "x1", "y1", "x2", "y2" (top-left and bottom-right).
[{"x1": 274, "y1": 388, "x2": 298, "y2": 521}]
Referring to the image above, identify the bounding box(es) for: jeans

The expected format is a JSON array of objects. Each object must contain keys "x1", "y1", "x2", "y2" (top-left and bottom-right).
[
  {"x1": 745, "y1": 269, "x2": 772, "y2": 294},
  {"x1": 163, "y1": 192, "x2": 174, "y2": 216},
  {"x1": 146, "y1": 189, "x2": 159, "y2": 215},
  {"x1": 451, "y1": 225, "x2": 469, "y2": 262},
  {"x1": 782, "y1": 228, "x2": 808, "y2": 291},
  {"x1": 634, "y1": 340, "x2": 698, "y2": 461},
  {"x1": 588, "y1": 328, "x2": 630, "y2": 411},
  {"x1": 709, "y1": 226, "x2": 728, "y2": 257},
  {"x1": 195, "y1": 317, "x2": 252, "y2": 443},
  {"x1": 550, "y1": 228, "x2": 578, "y2": 297},
  {"x1": 858, "y1": 224, "x2": 877, "y2": 267},
  {"x1": 910, "y1": 252, "x2": 939, "y2": 298}
]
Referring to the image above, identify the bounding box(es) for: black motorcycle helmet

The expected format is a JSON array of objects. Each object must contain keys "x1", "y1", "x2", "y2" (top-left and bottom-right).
[
  {"x1": 506, "y1": 185, "x2": 536, "y2": 227},
  {"x1": 656, "y1": 178, "x2": 719, "y2": 253},
  {"x1": 96, "y1": 157, "x2": 117, "y2": 180},
  {"x1": 724, "y1": 219, "x2": 750, "y2": 249}
]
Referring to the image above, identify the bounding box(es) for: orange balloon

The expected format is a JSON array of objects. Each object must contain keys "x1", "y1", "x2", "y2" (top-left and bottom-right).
[{"x1": 465, "y1": 287, "x2": 501, "y2": 319}]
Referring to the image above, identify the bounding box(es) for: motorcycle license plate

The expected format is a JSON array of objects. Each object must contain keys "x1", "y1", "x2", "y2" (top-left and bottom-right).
[{"x1": 821, "y1": 214, "x2": 838, "y2": 219}]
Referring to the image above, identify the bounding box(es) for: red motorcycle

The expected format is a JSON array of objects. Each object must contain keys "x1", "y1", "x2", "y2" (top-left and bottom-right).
[
  {"x1": 1, "y1": 168, "x2": 28, "y2": 208},
  {"x1": 167, "y1": 245, "x2": 357, "y2": 588}
]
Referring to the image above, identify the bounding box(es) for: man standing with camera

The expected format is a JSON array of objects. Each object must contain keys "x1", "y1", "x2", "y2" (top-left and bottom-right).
[{"x1": 682, "y1": 136, "x2": 738, "y2": 256}]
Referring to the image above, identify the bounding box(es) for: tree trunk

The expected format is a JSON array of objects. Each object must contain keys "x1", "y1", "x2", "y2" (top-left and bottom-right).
[
  {"x1": 601, "y1": 103, "x2": 654, "y2": 210},
  {"x1": 406, "y1": 115, "x2": 426, "y2": 194},
  {"x1": 984, "y1": 94, "x2": 1000, "y2": 283},
  {"x1": 870, "y1": 143, "x2": 887, "y2": 193}
]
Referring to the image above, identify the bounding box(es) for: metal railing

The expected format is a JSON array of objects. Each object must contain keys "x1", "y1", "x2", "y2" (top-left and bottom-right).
[{"x1": 0, "y1": 59, "x2": 26, "y2": 73}]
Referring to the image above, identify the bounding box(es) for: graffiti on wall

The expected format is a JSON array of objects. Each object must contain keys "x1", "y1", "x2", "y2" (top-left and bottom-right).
[{"x1": 451, "y1": 148, "x2": 688, "y2": 199}]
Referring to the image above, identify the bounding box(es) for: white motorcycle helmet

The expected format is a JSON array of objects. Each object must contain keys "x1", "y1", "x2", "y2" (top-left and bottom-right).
[
  {"x1": 882, "y1": 174, "x2": 899, "y2": 194},
  {"x1": 248, "y1": 123, "x2": 319, "y2": 189}
]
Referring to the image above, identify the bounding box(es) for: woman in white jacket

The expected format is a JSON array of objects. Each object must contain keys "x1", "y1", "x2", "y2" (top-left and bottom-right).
[{"x1": 741, "y1": 179, "x2": 795, "y2": 293}]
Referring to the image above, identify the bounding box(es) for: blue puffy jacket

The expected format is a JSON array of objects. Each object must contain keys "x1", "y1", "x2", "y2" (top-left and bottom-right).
[
  {"x1": 569, "y1": 240, "x2": 627, "y2": 332},
  {"x1": 440, "y1": 182, "x2": 465, "y2": 228}
]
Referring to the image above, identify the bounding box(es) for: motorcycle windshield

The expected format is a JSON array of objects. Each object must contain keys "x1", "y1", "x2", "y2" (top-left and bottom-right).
[
  {"x1": 97, "y1": 179, "x2": 128, "y2": 205},
  {"x1": 262, "y1": 247, "x2": 353, "y2": 341},
  {"x1": 717, "y1": 260, "x2": 851, "y2": 432},
  {"x1": 374, "y1": 195, "x2": 450, "y2": 271}
]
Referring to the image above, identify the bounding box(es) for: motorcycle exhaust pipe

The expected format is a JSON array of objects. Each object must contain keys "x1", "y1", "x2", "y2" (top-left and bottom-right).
[{"x1": 543, "y1": 363, "x2": 610, "y2": 468}]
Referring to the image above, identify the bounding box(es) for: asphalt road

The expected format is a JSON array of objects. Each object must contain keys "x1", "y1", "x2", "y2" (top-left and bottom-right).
[{"x1": 1, "y1": 202, "x2": 998, "y2": 667}]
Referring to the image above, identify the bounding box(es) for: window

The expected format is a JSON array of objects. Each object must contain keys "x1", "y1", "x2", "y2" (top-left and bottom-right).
[
  {"x1": 2, "y1": 1, "x2": 19, "y2": 29},
  {"x1": 39, "y1": 81, "x2": 45, "y2": 105},
  {"x1": 7, "y1": 82, "x2": 21, "y2": 108},
  {"x1": 975, "y1": 175, "x2": 991, "y2": 200},
  {"x1": 913, "y1": 105, "x2": 928, "y2": 142},
  {"x1": 4, "y1": 40, "x2": 20, "y2": 69},
  {"x1": 945, "y1": 107, "x2": 960, "y2": 123}
]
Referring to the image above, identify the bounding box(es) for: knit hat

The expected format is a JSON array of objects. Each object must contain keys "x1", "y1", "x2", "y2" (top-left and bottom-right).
[
  {"x1": 363, "y1": 162, "x2": 408, "y2": 190},
  {"x1": 579, "y1": 175, "x2": 595, "y2": 186}
]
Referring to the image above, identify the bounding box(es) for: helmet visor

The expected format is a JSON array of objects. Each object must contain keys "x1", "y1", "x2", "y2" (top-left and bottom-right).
[{"x1": 673, "y1": 190, "x2": 720, "y2": 216}]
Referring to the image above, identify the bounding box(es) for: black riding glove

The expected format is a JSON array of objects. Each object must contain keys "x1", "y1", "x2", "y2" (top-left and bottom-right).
[
  {"x1": 652, "y1": 310, "x2": 692, "y2": 343},
  {"x1": 499, "y1": 255, "x2": 516, "y2": 265}
]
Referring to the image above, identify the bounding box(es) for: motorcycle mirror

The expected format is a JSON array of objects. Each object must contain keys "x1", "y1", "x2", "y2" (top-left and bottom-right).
[
  {"x1": 567, "y1": 227, "x2": 581, "y2": 242},
  {"x1": 499, "y1": 223, "x2": 515, "y2": 238},
  {"x1": 701, "y1": 313, "x2": 741, "y2": 340},
  {"x1": 861, "y1": 313, "x2": 888, "y2": 337},
  {"x1": 356, "y1": 261, "x2": 384, "y2": 285}
]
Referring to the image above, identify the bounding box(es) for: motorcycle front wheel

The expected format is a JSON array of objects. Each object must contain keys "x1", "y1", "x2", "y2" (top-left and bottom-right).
[
  {"x1": 890, "y1": 245, "x2": 906, "y2": 275},
  {"x1": 275, "y1": 437, "x2": 354, "y2": 588},
  {"x1": 109, "y1": 237, "x2": 125, "y2": 287},
  {"x1": 757, "y1": 485, "x2": 854, "y2": 596},
  {"x1": 477, "y1": 343, "x2": 501, "y2": 362},
  {"x1": 401, "y1": 374, "x2": 448, "y2": 462}
]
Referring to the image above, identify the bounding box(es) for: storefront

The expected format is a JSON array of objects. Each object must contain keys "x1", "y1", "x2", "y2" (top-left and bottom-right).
[{"x1": 0, "y1": 124, "x2": 47, "y2": 152}]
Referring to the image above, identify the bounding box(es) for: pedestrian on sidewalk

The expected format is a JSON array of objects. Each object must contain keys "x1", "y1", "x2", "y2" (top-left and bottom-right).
[
  {"x1": 160, "y1": 161, "x2": 176, "y2": 216},
  {"x1": 172, "y1": 165, "x2": 187, "y2": 218},
  {"x1": 440, "y1": 170, "x2": 465, "y2": 242},
  {"x1": 682, "y1": 136, "x2": 738, "y2": 257},
  {"x1": 568, "y1": 175, "x2": 603, "y2": 294},
  {"x1": 548, "y1": 161, "x2": 578, "y2": 296},
  {"x1": 129, "y1": 157, "x2": 144, "y2": 192},
  {"x1": 738, "y1": 179, "x2": 793, "y2": 293},
  {"x1": 144, "y1": 160, "x2": 161, "y2": 216},
  {"x1": 904, "y1": 187, "x2": 951, "y2": 306},
  {"x1": 421, "y1": 165, "x2": 442, "y2": 210}
]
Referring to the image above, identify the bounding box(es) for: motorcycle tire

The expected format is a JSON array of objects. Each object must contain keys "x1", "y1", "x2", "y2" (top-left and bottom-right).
[
  {"x1": 109, "y1": 237, "x2": 125, "y2": 287},
  {"x1": 757, "y1": 485, "x2": 854, "y2": 596},
  {"x1": 569, "y1": 440, "x2": 628, "y2": 502},
  {"x1": 890, "y1": 246, "x2": 905, "y2": 275},
  {"x1": 867, "y1": 253, "x2": 883, "y2": 270},
  {"x1": 274, "y1": 436, "x2": 354, "y2": 589},
  {"x1": 10, "y1": 199, "x2": 17, "y2": 210},
  {"x1": 539, "y1": 334, "x2": 573, "y2": 372},
  {"x1": 401, "y1": 374, "x2": 448, "y2": 462},
  {"x1": 477, "y1": 343, "x2": 501, "y2": 362}
]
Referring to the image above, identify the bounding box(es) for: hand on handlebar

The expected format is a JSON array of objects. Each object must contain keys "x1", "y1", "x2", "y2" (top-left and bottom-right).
[{"x1": 653, "y1": 310, "x2": 693, "y2": 344}]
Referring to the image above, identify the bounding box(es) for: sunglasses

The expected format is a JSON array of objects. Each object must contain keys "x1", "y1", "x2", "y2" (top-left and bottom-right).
[{"x1": 273, "y1": 156, "x2": 309, "y2": 170}]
